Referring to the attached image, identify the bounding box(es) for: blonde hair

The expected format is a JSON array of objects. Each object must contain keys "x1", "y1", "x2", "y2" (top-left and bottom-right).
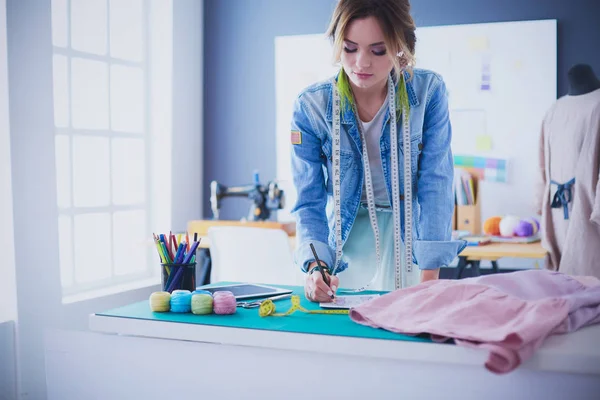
[
  {"x1": 326, "y1": 0, "x2": 416, "y2": 80},
  {"x1": 326, "y1": 0, "x2": 415, "y2": 117}
]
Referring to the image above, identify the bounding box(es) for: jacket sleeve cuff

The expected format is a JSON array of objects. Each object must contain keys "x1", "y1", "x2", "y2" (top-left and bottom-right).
[
  {"x1": 413, "y1": 240, "x2": 467, "y2": 270},
  {"x1": 294, "y1": 240, "x2": 335, "y2": 273}
]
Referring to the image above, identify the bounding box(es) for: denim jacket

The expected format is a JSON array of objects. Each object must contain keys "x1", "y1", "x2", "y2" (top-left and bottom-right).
[{"x1": 290, "y1": 68, "x2": 466, "y2": 274}]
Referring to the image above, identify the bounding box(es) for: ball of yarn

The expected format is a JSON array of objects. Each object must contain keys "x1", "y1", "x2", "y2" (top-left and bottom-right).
[
  {"x1": 149, "y1": 291, "x2": 171, "y2": 312},
  {"x1": 524, "y1": 217, "x2": 540, "y2": 235},
  {"x1": 191, "y1": 293, "x2": 214, "y2": 315},
  {"x1": 514, "y1": 221, "x2": 533, "y2": 237},
  {"x1": 483, "y1": 216, "x2": 502, "y2": 236},
  {"x1": 192, "y1": 290, "x2": 212, "y2": 296},
  {"x1": 170, "y1": 290, "x2": 192, "y2": 313},
  {"x1": 514, "y1": 217, "x2": 540, "y2": 237},
  {"x1": 499, "y1": 215, "x2": 521, "y2": 237},
  {"x1": 213, "y1": 291, "x2": 237, "y2": 315}
]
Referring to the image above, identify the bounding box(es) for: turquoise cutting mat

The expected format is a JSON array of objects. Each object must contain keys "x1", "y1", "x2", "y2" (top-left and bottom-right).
[{"x1": 96, "y1": 283, "x2": 432, "y2": 343}]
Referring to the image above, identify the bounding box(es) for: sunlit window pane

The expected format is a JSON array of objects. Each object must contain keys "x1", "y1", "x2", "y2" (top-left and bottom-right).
[
  {"x1": 51, "y1": 0, "x2": 68, "y2": 48},
  {"x1": 74, "y1": 213, "x2": 112, "y2": 283},
  {"x1": 112, "y1": 138, "x2": 145, "y2": 205},
  {"x1": 72, "y1": 136, "x2": 110, "y2": 207},
  {"x1": 52, "y1": 55, "x2": 69, "y2": 127},
  {"x1": 113, "y1": 210, "x2": 147, "y2": 276},
  {"x1": 58, "y1": 215, "x2": 74, "y2": 288},
  {"x1": 55, "y1": 135, "x2": 71, "y2": 208},
  {"x1": 71, "y1": 58, "x2": 109, "y2": 129},
  {"x1": 110, "y1": 0, "x2": 144, "y2": 62},
  {"x1": 71, "y1": 0, "x2": 107, "y2": 55},
  {"x1": 110, "y1": 65, "x2": 145, "y2": 133}
]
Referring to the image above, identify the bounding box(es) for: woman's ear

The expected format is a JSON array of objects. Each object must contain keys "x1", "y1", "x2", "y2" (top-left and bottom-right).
[{"x1": 396, "y1": 51, "x2": 409, "y2": 70}]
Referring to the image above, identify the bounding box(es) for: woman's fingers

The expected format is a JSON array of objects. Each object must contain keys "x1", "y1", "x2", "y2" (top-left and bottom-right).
[
  {"x1": 329, "y1": 275, "x2": 340, "y2": 293},
  {"x1": 311, "y1": 272, "x2": 336, "y2": 302},
  {"x1": 305, "y1": 273, "x2": 330, "y2": 302},
  {"x1": 312, "y1": 285, "x2": 331, "y2": 302}
]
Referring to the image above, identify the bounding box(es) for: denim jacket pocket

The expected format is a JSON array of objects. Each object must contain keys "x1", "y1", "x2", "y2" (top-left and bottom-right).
[
  {"x1": 397, "y1": 135, "x2": 423, "y2": 177},
  {"x1": 322, "y1": 137, "x2": 357, "y2": 194},
  {"x1": 410, "y1": 136, "x2": 423, "y2": 172}
]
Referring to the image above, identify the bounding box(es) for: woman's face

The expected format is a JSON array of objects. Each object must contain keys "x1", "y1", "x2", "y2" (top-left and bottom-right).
[{"x1": 340, "y1": 16, "x2": 394, "y2": 93}]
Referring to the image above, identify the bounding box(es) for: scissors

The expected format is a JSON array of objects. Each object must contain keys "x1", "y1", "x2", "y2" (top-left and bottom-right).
[{"x1": 236, "y1": 293, "x2": 292, "y2": 309}]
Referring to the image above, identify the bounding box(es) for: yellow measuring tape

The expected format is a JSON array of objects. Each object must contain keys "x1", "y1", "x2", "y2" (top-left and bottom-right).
[{"x1": 259, "y1": 295, "x2": 349, "y2": 317}]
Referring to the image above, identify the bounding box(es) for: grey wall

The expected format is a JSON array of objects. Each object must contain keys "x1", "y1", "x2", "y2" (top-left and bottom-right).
[
  {"x1": 203, "y1": 0, "x2": 600, "y2": 219},
  {"x1": 203, "y1": 0, "x2": 338, "y2": 220},
  {"x1": 172, "y1": 0, "x2": 205, "y2": 228}
]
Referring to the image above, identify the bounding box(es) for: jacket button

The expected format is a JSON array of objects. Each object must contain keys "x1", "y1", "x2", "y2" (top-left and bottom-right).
[
  {"x1": 400, "y1": 194, "x2": 404, "y2": 200},
  {"x1": 418, "y1": 143, "x2": 423, "y2": 151}
]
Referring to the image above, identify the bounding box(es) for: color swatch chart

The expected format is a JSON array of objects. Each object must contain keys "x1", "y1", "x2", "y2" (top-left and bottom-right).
[{"x1": 454, "y1": 155, "x2": 508, "y2": 183}]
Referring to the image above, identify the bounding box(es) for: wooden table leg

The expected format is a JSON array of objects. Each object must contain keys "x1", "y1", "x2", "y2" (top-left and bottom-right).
[
  {"x1": 491, "y1": 260, "x2": 499, "y2": 274},
  {"x1": 472, "y1": 260, "x2": 481, "y2": 276},
  {"x1": 456, "y1": 256, "x2": 468, "y2": 279}
]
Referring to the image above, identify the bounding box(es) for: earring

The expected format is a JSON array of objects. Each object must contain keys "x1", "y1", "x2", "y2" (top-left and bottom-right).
[{"x1": 397, "y1": 51, "x2": 404, "y2": 58}]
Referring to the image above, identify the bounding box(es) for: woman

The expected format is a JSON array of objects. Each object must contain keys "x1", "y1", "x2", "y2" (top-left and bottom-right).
[{"x1": 290, "y1": 0, "x2": 465, "y2": 302}]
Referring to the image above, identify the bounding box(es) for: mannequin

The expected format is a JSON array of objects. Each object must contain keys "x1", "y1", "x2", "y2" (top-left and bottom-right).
[
  {"x1": 567, "y1": 64, "x2": 600, "y2": 96},
  {"x1": 536, "y1": 63, "x2": 600, "y2": 279}
]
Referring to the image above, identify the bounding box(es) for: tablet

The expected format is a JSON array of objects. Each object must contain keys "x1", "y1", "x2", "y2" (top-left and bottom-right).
[{"x1": 197, "y1": 283, "x2": 293, "y2": 300}]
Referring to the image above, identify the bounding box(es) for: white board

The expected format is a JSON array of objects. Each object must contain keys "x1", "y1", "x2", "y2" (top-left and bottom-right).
[{"x1": 414, "y1": 19, "x2": 557, "y2": 224}]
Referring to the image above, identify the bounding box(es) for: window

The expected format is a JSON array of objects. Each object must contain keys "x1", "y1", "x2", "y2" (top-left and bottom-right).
[{"x1": 51, "y1": 0, "x2": 173, "y2": 296}]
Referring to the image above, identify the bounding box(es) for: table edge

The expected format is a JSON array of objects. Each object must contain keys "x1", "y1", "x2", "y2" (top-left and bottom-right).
[{"x1": 89, "y1": 314, "x2": 600, "y2": 376}]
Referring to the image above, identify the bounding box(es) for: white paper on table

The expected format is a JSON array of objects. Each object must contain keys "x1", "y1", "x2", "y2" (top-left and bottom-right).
[{"x1": 319, "y1": 294, "x2": 380, "y2": 309}]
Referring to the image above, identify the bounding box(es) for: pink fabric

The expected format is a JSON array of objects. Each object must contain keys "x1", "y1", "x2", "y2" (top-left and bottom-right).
[{"x1": 349, "y1": 270, "x2": 600, "y2": 373}]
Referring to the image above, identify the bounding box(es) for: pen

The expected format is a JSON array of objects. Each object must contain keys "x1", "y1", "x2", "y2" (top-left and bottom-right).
[{"x1": 310, "y1": 243, "x2": 334, "y2": 299}]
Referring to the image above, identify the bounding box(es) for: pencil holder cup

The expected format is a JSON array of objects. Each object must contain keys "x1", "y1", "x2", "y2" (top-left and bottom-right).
[{"x1": 161, "y1": 262, "x2": 196, "y2": 293}]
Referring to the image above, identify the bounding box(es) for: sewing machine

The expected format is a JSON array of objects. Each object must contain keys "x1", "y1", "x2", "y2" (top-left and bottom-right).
[{"x1": 210, "y1": 172, "x2": 285, "y2": 221}]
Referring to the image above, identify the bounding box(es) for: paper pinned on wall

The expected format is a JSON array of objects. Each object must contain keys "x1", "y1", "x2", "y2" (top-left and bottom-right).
[
  {"x1": 476, "y1": 135, "x2": 493, "y2": 151},
  {"x1": 480, "y1": 55, "x2": 492, "y2": 91},
  {"x1": 514, "y1": 60, "x2": 524, "y2": 70},
  {"x1": 469, "y1": 36, "x2": 489, "y2": 52}
]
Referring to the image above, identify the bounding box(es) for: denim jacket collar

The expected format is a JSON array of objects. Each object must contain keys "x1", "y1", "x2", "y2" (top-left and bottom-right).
[{"x1": 325, "y1": 70, "x2": 420, "y2": 124}]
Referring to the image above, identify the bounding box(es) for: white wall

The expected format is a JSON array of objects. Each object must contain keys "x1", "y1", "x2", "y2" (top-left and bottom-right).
[
  {"x1": 0, "y1": 0, "x2": 17, "y2": 325},
  {"x1": 0, "y1": 0, "x2": 18, "y2": 397}
]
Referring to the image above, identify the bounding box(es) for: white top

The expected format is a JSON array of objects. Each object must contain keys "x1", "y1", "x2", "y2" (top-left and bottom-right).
[{"x1": 360, "y1": 97, "x2": 390, "y2": 207}]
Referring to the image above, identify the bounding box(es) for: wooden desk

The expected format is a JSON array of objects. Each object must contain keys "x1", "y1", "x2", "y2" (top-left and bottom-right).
[{"x1": 456, "y1": 242, "x2": 548, "y2": 278}]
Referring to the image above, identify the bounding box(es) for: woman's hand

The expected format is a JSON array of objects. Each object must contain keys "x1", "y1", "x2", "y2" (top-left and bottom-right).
[
  {"x1": 305, "y1": 262, "x2": 339, "y2": 303},
  {"x1": 420, "y1": 268, "x2": 440, "y2": 283}
]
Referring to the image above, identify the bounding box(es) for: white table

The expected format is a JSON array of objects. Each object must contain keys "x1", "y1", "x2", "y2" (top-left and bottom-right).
[{"x1": 43, "y1": 309, "x2": 600, "y2": 400}]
